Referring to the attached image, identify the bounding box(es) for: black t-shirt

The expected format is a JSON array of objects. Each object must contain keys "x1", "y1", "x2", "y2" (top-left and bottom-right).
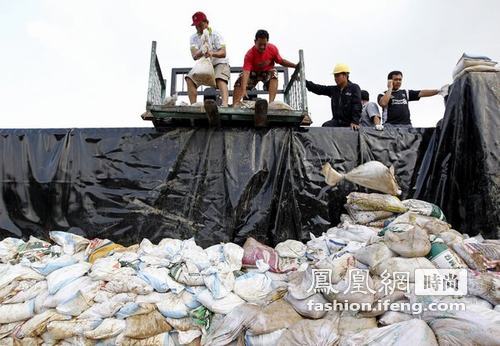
[{"x1": 377, "y1": 89, "x2": 420, "y2": 125}]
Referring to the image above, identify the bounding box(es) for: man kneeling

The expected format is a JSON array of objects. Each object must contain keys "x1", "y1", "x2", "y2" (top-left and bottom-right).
[{"x1": 233, "y1": 29, "x2": 297, "y2": 106}]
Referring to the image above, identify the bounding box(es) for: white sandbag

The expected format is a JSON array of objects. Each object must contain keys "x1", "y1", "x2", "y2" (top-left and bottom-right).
[
  {"x1": 34, "y1": 288, "x2": 50, "y2": 314},
  {"x1": 423, "y1": 304, "x2": 500, "y2": 346},
  {"x1": 0, "y1": 264, "x2": 45, "y2": 290},
  {"x1": 4, "y1": 280, "x2": 47, "y2": 304},
  {"x1": 327, "y1": 224, "x2": 378, "y2": 243},
  {"x1": 338, "y1": 311, "x2": 377, "y2": 336},
  {"x1": 89, "y1": 257, "x2": 123, "y2": 281},
  {"x1": 195, "y1": 289, "x2": 245, "y2": 315},
  {"x1": 190, "y1": 57, "x2": 216, "y2": 87},
  {"x1": 139, "y1": 266, "x2": 184, "y2": 293},
  {"x1": 180, "y1": 238, "x2": 211, "y2": 271},
  {"x1": 49, "y1": 231, "x2": 89, "y2": 255},
  {"x1": 0, "y1": 322, "x2": 22, "y2": 339},
  {"x1": 233, "y1": 272, "x2": 273, "y2": 302},
  {"x1": 401, "y1": 199, "x2": 446, "y2": 220},
  {"x1": 56, "y1": 291, "x2": 92, "y2": 316},
  {"x1": 115, "y1": 302, "x2": 156, "y2": 319},
  {"x1": 326, "y1": 271, "x2": 376, "y2": 308},
  {"x1": 78, "y1": 293, "x2": 135, "y2": 320},
  {"x1": 383, "y1": 225, "x2": 431, "y2": 257},
  {"x1": 14, "y1": 309, "x2": 70, "y2": 339},
  {"x1": 340, "y1": 319, "x2": 438, "y2": 346},
  {"x1": 284, "y1": 292, "x2": 329, "y2": 319},
  {"x1": 84, "y1": 318, "x2": 126, "y2": 340},
  {"x1": 345, "y1": 206, "x2": 394, "y2": 225},
  {"x1": 222, "y1": 243, "x2": 244, "y2": 271},
  {"x1": 0, "y1": 299, "x2": 35, "y2": 323},
  {"x1": 388, "y1": 212, "x2": 451, "y2": 235},
  {"x1": 44, "y1": 276, "x2": 94, "y2": 308},
  {"x1": 354, "y1": 242, "x2": 395, "y2": 267},
  {"x1": 314, "y1": 252, "x2": 356, "y2": 284},
  {"x1": 46, "y1": 262, "x2": 91, "y2": 294},
  {"x1": 135, "y1": 292, "x2": 170, "y2": 304},
  {"x1": 277, "y1": 319, "x2": 339, "y2": 346},
  {"x1": 156, "y1": 291, "x2": 191, "y2": 319},
  {"x1": 169, "y1": 261, "x2": 204, "y2": 286},
  {"x1": 1, "y1": 337, "x2": 41, "y2": 346},
  {"x1": 177, "y1": 329, "x2": 201, "y2": 345},
  {"x1": 372, "y1": 257, "x2": 435, "y2": 282},
  {"x1": 104, "y1": 275, "x2": 153, "y2": 295},
  {"x1": 378, "y1": 311, "x2": 413, "y2": 325},
  {"x1": 116, "y1": 332, "x2": 176, "y2": 346},
  {"x1": 275, "y1": 240, "x2": 306, "y2": 258},
  {"x1": 245, "y1": 329, "x2": 285, "y2": 346},
  {"x1": 306, "y1": 234, "x2": 331, "y2": 261},
  {"x1": 346, "y1": 192, "x2": 407, "y2": 213},
  {"x1": 287, "y1": 266, "x2": 316, "y2": 300},
  {"x1": 30, "y1": 254, "x2": 78, "y2": 276},
  {"x1": 268, "y1": 100, "x2": 294, "y2": 111},
  {"x1": 46, "y1": 319, "x2": 102, "y2": 341},
  {"x1": 202, "y1": 267, "x2": 235, "y2": 299},
  {"x1": 0, "y1": 280, "x2": 20, "y2": 302},
  {"x1": 0, "y1": 238, "x2": 24, "y2": 263},
  {"x1": 204, "y1": 304, "x2": 260, "y2": 346},
  {"x1": 322, "y1": 161, "x2": 401, "y2": 195},
  {"x1": 467, "y1": 270, "x2": 500, "y2": 305}
]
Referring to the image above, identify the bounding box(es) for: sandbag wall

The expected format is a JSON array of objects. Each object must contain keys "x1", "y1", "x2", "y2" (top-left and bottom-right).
[{"x1": 0, "y1": 127, "x2": 433, "y2": 247}]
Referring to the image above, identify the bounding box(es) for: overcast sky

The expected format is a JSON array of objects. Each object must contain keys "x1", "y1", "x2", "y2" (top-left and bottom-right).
[{"x1": 1, "y1": 0, "x2": 499, "y2": 129}]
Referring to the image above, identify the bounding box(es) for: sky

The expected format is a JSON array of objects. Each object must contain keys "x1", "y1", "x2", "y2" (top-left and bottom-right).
[{"x1": 1, "y1": 0, "x2": 499, "y2": 129}]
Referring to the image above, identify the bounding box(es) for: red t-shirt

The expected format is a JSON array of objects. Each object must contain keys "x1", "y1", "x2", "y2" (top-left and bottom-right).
[{"x1": 243, "y1": 43, "x2": 284, "y2": 71}]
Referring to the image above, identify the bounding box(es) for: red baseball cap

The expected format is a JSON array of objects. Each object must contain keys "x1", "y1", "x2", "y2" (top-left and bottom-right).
[{"x1": 191, "y1": 11, "x2": 208, "y2": 26}]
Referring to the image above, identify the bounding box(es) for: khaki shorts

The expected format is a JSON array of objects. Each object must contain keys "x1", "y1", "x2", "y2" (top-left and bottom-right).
[
  {"x1": 186, "y1": 63, "x2": 230, "y2": 87},
  {"x1": 234, "y1": 69, "x2": 278, "y2": 90}
]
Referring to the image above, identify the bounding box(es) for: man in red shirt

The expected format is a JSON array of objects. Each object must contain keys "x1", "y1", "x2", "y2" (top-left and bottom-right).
[{"x1": 233, "y1": 30, "x2": 297, "y2": 106}]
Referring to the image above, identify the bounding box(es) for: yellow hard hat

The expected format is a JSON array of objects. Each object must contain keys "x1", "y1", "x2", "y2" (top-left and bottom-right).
[{"x1": 332, "y1": 63, "x2": 350, "y2": 74}]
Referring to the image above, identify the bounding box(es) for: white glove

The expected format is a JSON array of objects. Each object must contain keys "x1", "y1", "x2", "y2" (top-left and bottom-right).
[
  {"x1": 375, "y1": 124, "x2": 384, "y2": 131},
  {"x1": 438, "y1": 84, "x2": 450, "y2": 97}
]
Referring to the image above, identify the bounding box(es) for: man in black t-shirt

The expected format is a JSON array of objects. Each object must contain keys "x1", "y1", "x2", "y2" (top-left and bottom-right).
[{"x1": 377, "y1": 71, "x2": 440, "y2": 126}]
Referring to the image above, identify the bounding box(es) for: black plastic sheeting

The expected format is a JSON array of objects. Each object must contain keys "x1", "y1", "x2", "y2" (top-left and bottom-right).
[
  {"x1": 0, "y1": 127, "x2": 433, "y2": 247},
  {"x1": 0, "y1": 72, "x2": 497, "y2": 246},
  {"x1": 415, "y1": 71, "x2": 499, "y2": 239}
]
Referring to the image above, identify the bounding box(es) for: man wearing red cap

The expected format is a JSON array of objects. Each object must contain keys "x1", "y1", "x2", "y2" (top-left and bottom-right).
[
  {"x1": 233, "y1": 29, "x2": 297, "y2": 106},
  {"x1": 186, "y1": 11, "x2": 230, "y2": 107}
]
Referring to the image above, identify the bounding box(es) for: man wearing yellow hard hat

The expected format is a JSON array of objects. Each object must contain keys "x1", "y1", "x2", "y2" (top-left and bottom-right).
[{"x1": 305, "y1": 64, "x2": 362, "y2": 129}]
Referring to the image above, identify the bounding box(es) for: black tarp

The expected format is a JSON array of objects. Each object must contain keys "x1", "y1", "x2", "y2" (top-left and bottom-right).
[
  {"x1": 0, "y1": 127, "x2": 432, "y2": 247},
  {"x1": 0, "y1": 72, "x2": 497, "y2": 246},
  {"x1": 415, "y1": 71, "x2": 499, "y2": 239}
]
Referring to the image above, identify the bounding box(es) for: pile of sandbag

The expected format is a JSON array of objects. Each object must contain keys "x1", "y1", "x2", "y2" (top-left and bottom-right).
[
  {"x1": 452, "y1": 53, "x2": 499, "y2": 80},
  {"x1": 0, "y1": 162, "x2": 499, "y2": 345}
]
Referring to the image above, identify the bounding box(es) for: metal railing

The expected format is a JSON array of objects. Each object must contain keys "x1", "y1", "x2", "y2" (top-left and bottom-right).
[
  {"x1": 146, "y1": 41, "x2": 167, "y2": 107},
  {"x1": 284, "y1": 50, "x2": 308, "y2": 113},
  {"x1": 146, "y1": 41, "x2": 308, "y2": 113}
]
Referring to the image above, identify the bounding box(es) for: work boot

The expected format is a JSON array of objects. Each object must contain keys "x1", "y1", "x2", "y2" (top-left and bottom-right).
[
  {"x1": 254, "y1": 99, "x2": 268, "y2": 128},
  {"x1": 204, "y1": 99, "x2": 221, "y2": 128}
]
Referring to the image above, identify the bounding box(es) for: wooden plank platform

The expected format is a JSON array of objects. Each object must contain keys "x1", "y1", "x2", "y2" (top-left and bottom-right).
[{"x1": 144, "y1": 105, "x2": 307, "y2": 125}]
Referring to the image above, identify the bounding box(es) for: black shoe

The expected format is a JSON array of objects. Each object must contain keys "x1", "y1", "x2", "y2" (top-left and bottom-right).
[{"x1": 254, "y1": 99, "x2": 268, "y2": 128}]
